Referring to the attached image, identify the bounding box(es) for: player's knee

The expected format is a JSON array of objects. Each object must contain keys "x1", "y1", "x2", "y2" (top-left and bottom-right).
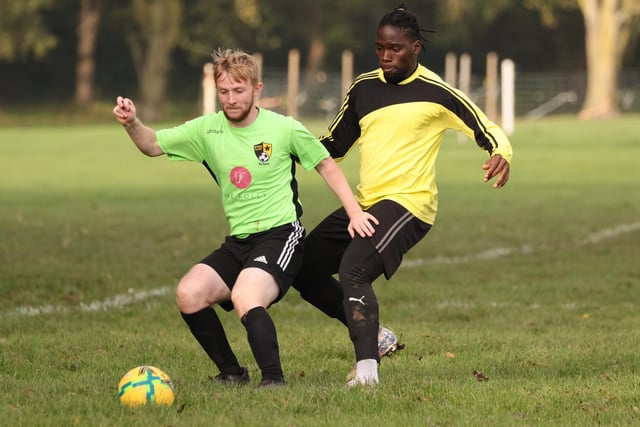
[
  {"x1": 175, "y1": 279, "x2": 198, "y2": 312},
  {"x1": 339, "y1": 239, "x2": 383, "y2": 289},
  {"x1": 230, "y1": 289, "x2": 267, "y2": 319},
  {"x1": 338, "y1": 262, "x2": 372, "y2": 289},
  {"x1": 175, "y1": 277, "x2": 217, "y2": 313}
]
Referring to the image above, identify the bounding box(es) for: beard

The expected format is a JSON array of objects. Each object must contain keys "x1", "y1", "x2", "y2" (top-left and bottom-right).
[
  {"x1": 223, "y1": 102, "x2": 254, "y2": 123},
  {"x1": 383, "y1": 71, "x2": 404, "y2": 84},
  {"x1": 382, "y1": 63, "x2": 418, "y2": 84}
]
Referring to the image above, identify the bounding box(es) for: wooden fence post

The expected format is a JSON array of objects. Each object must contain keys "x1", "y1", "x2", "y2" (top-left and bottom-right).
[
  {"x1": 458, "y1": 53, "x2": 471, "y2": 94},
  {"x1": 458, "y1": 53, "x2": 471, "y2": 142},
  {"x1": 341, "y1": 50, "x2": 353, "y2": 100},
  {"x1": 485, "y1": 52, "x2": 498, "y2": 122},
  {"x1": 253, "y1": 52, "x2": 263, "y2": 106},
  {"x1": 445, "y1": 52, "x2": 457, "y2": 87},
  {"x1": 287, "y1": 49, "x2": 300, "y2": 118},
  {"x1": 202, "y1": 62, "x2": 215, "y2": 115},
  {"x1": 501, "y1": 59, "x2": 515, "y2": 135}
]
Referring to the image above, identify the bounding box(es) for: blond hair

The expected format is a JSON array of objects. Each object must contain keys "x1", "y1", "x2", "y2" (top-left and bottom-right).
[{"x1": 211, "y1": 48, "x2": 259, "y2": 86}]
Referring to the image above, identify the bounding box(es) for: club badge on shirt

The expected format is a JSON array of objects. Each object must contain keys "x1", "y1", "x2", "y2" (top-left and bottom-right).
[{"x1": 254, "y1": 142, "x2": 272, "y2": 164}]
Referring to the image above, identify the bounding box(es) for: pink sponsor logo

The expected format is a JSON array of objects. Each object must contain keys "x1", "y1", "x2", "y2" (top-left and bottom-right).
[{"x1": 230, "y1": 166, "x2": 252, "y2": 189}]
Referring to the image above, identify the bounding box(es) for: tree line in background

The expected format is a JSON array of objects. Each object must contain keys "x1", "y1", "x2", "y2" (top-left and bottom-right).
[{"x1": 0, "y1": 0, "x2": 638, "y2": 120}]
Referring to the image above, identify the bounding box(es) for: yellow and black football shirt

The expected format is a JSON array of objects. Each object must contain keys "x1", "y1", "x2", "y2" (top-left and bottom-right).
[{"x1": 321, "y1": 64, "x2": 513, "y2": 225}]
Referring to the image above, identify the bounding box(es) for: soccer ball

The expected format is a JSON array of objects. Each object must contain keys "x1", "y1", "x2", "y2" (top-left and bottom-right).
[{"x1": 117, "y1": 365, "x2": 175, "y2": 407}]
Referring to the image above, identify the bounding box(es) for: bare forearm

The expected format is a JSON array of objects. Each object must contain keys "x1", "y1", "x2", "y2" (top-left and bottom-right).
[
  {"x1": 121, "y1": 118, "x2": 161, "y2": 156},
  {"x1": 315, "y1": 158, "x2": 361, "y2": 217},
  {"x1": 113, "y1": 96, "x2": 163, "y2": 157},
  {"x1": 315, "y1": 157, "x2": 378, "y2": 238}
]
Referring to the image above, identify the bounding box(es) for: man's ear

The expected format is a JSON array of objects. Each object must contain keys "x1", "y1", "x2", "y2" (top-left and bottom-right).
[
  {"x1": 413, "y1": 40, "x2": 421, "y2": 54},
  {"x1": 254, "y1": 81, "x2": 264, "y2": 97}
]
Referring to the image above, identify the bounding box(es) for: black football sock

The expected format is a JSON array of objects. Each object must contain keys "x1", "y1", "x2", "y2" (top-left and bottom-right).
[
  {"x1": 241, "y1": 307, "x2": 283, "y2": 381},
  {"x1": 180, "y1": 307, "x2": 244, "y2": 375},
  {"x1": 340, "y1": 239, "x2": 384, "y2": 362},
  {"x1": 342, "y1": 281, "x2": 379, "y2": 361}
]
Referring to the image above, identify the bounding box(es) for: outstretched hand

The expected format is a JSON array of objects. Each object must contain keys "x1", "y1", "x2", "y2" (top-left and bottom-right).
[
  {"x1": 112, "y1": 96, "x2": 137, "y2": 126},
  {"x1": 348, "y1": 211, "x2": 379, "y2": 239},
  {"x1": 482, "y1": 154, "x2": 510, "y2": 188}
]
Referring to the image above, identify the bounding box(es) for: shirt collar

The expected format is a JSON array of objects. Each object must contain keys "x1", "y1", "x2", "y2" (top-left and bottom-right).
[{"x1": 377, "y1": 63, "x2": 421, "y2": 85}]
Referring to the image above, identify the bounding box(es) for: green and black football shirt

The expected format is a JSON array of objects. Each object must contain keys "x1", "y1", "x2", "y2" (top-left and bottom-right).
[
  {"x1": 156, "y1": 108, "x2": 329, "y2": 237},
  {"x1": 322, "y1": 64, "x2": 513, "y2": 225}
]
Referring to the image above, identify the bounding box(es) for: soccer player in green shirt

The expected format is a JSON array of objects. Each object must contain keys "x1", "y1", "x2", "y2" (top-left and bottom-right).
[
  {"x1": 113, "y1": 48, "x2": 377, "y2": 387},
  {"x1": 293, "y1": 5, "x2": 513, "y2": 387}
]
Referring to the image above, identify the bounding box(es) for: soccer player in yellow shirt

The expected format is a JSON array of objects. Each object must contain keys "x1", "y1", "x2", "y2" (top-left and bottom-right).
[{"x1": 294, "y1": 4, "x2": 512, "y2": 386}]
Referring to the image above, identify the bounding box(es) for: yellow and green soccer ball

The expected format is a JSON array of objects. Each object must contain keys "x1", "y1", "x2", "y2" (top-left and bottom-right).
[{"x1": 117, "y1": 365, "x2": 175, "y2": 407}]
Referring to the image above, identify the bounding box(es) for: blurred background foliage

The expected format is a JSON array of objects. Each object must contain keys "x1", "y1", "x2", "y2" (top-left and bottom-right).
[{"x1": 0, "y1": 0, "x2": 638, "y2": 121}]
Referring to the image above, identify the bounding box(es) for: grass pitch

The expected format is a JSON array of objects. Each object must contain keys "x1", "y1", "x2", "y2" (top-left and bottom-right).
[{"x1": 1, "y1": 115, "x2": 639, "y2": 426}]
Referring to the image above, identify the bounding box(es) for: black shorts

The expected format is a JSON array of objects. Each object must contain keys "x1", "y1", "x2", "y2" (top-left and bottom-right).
[
  {"x1": 308, "y1": 200, "x2": 431, "y2": 279},
  {"x1": 199, "y1": 221, "x2": 305, "y2": 311}
]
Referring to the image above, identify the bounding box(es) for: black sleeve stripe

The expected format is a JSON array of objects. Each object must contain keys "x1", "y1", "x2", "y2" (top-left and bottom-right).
[
  {"x1": 322, "y1": 73, "x2": 380, "y2": 158},
  {"x1": 324, "y1": 69, "x2": 500, "y2": 159},
  {"x1": 328, "y1": 71, "x2": 379, "y2": 131},
  {"x1": 328, "y1": 93, "x2": 350, "y2": 130},
  {"x1": 418, "y1": 76, "x2": 499, "y2": 153}
]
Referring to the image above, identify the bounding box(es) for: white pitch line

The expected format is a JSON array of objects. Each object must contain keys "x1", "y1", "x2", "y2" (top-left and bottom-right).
[
  {"x1": 579, "y1": 221, "x2": 640, "y2": 245},
  {"x1": 4, "y1": 221, "x2": 639, "y2": 318},
  {"x1": 403, "y1": 246, "x2": 516, "y2": 267},
  {"x1": 402, "y1": 220, "x2": 640, "y2": 267},
  {"x1": 7, "y1": 286, "x2": 171, "y2": 318}
]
